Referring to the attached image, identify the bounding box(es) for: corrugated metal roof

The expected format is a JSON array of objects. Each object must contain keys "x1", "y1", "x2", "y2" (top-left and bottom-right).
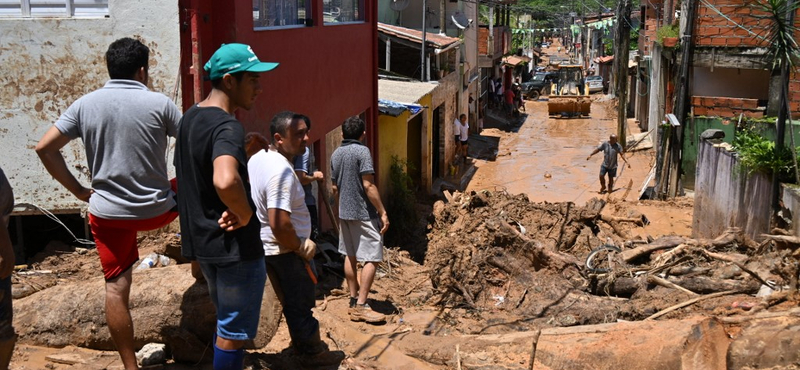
[
  {"x1": 378, "y1": 79, "x2": 437, "y2": 105},
  {"x1": 378, "y1": 23, "x2": 460, "y2": 48}
]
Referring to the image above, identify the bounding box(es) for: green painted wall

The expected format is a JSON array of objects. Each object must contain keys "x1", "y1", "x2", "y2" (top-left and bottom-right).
[{"x1": 683, "y1": 116, "x2": 800, "y2": 188}]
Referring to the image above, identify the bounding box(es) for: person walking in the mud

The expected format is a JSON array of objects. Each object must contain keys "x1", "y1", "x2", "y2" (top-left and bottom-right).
[
  {"x1": 586, "y1": 134, "x2": 630, "y2": 194},
  {"x1": 174, "y1": 43, "x2": 277, "y2": 370},
  {"x1": 35, "y1": 37, "x2": 181, "y2": 370},
  {"x1": 249, "y1": 111, "x2": 343, "y2": 367},
  {"x1": 0, "y1": 167, "x2": 15, "y2": 370},
  {"x1": 331, "y1": 116, "x2": 388, "y2": 325},
  {"x1": 453, "y1": 113, "x2": 469, "y2": 163}
]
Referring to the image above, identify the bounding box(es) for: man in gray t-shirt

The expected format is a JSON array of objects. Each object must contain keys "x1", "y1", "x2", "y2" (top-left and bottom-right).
[
  {"x1": 587, "y1": 134, "x2": 630, "y2": 194},
  {"x1": 35, "y1": 37, "x2": 180, "y2": 370},
  {"x1": 331, "y1": 116, "x2": 389, "y2": 324}
]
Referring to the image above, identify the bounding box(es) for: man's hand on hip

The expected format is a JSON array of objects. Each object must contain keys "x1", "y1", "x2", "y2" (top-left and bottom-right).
[{"x1": 218, "y1": 208, "x2": 252, "y2": 231}]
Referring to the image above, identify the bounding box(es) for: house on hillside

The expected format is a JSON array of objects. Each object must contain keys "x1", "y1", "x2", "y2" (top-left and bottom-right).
[
  {"x1": 0, "y1": 0, "x2": 378, "y2": 253},
  {"x1": 478, "y1": 2, "x2": 513, "y2": 114},
  {"x1": 377, "y1": 22, "x2": 464, "y2": 194},
  {"x1": 638, "y1": 0, "x2": 800, "y2": 189}
]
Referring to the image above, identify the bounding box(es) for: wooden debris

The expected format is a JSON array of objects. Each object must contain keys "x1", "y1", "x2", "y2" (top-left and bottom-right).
[{"x1": 645, "y1": 290, "x2": 741, "y2": 320}]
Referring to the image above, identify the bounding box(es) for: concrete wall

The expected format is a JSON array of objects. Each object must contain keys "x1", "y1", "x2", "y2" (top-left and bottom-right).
[
  {"x1": 691, "y1": 67, "x2": 770, "y2": 100},
  {"x1": 780, "y1": 184, "x2": 800, "y2": 236},
  {"x1": 692, "y1": 140, "x2": 772, "y2": 241},
  {"x1": 0, "y1": 0, "x2": 181, "y2": 214},
  {"x1": 431, "y1": 71, "x2": 461, "y2": 174}
]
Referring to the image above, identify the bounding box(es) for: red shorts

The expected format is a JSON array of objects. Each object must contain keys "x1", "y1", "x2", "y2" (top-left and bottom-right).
[{"x1": 89, "y1": 179, "x2": 178, "y2": 280}]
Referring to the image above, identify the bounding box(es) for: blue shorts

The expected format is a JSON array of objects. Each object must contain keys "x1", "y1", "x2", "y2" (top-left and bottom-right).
[
  {"x1": 600, "y1": 165, "x2": 617, "y2": 178},
  {"x1": 199, "y1": 258, "x2": 266, "y2": 341}
]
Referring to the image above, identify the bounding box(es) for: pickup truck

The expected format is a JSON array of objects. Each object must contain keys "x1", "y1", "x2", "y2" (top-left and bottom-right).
[{"x1": 520, "y1": 72, "x2": 558, "y2": 100}]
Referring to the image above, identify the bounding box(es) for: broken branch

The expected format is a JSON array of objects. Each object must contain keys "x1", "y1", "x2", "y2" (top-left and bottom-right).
[{"x1": 645, "y1": 290, "x2": 742, "y2": 320}]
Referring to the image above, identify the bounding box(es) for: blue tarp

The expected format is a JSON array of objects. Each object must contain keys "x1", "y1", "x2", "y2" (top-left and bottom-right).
[{"x1": 378, "y1": 99, "x2": 422, "y2": 117}]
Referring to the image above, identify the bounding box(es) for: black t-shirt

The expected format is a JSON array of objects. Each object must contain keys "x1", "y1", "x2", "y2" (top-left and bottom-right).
[{"x1": 174, "y1": 105, "x2": 262, "y2": 262}]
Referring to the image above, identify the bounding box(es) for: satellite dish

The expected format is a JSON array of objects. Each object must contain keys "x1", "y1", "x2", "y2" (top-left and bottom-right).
[
  {"x1": 390, "y1": 0, "x2": 409, "y2": 11},
  {"x1": 451, "y1": 11, "x2": 470, "y2": 29}
]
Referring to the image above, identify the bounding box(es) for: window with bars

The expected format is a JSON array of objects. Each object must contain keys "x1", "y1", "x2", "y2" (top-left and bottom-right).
[
  {"x1": 323, "y1": 0, "x2": 364, "y2": 24},
  {"x1": 253, "y1": 0, "x2": 309, "y2": 29},
  {"x1": 0, "y1": 0, "x2": 109, "y2": 18}
]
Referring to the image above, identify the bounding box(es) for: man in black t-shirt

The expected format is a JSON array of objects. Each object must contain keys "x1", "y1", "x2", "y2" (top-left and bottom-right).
[{"x1": 174, "y1": 43, "x2": 278, "y2": 370}]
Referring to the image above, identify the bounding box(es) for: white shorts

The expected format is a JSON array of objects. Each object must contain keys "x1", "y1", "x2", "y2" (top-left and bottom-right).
[{"x1": 338, "y1": 218, "x2": 383, "y2": 262}]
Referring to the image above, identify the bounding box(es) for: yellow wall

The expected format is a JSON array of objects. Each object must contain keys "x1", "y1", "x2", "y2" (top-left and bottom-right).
[
  {"x1": 376, "y1": 93, "x2": 435, "y2": 205},
  {"x1": 377, "y1": 110, "x2": 410, "y2": 204}
]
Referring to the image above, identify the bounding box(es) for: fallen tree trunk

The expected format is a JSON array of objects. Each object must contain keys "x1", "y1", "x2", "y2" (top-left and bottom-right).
[
  {"x1": 592, "y1": 275, "x2": 761, "y2": 297},
  {"x1": 393, "y1": 318, "x2": 730, "y2": 370},
  {"x1": 13, "y1": 264, "x2": 281, "y2": 363}
]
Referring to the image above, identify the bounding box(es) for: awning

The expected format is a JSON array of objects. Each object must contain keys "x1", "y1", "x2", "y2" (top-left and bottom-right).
[
  {"x1": 378, "y1": 23, "x2": 460, "y2": 49},
  {"x1": 593, "y1": 55, "x2": 614, "y2": 64},
  {"x1": 503, "y1": 55, "x2": 532, "y2": 66},
  {"x1": 378, "y1": 79, "x2": 437, "y2": 117}
]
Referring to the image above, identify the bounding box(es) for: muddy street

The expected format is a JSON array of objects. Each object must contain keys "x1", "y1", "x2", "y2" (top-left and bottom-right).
[{"x1": 468, "y1": 97, "x2": 655, "y2": 205}]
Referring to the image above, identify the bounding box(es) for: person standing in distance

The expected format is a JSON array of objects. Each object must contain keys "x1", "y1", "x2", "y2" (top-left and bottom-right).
[
  {"x1": 331, "y1": 117, "x2": 389, "y2": 324},
  {"x1": 586, "y1": 134, "x2": 630, "y2": 194},
  {"x1": 174, "y1": 43, "x2": 277, "y2": 370},
  {"x1": 453, "y1": 114, "x2": 469, "y2": 163},
  {"x1": 35, "y1": 37, "x2": 181, "y2": 370}
]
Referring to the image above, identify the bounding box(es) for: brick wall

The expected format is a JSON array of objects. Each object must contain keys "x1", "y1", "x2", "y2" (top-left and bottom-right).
[
  {"x1": 691, "y1": 96, "x2": 764, "y2": 118},
  {"x1": 694, "y1": 0, "x2": 800, "y2": 48},
  {"x1": 694, "y1": 0, "x2": 771, "y2": 47},
  {"x1": 479, "y1": 27, "x2": 489, "y2": 55}
]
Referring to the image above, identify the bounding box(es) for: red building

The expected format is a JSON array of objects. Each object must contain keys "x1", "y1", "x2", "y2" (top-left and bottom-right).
[
  {"x1": 178, "y1": 0, "x2": 378, "y2": 230},
  {"x1": 178, "y1": 0, "x2": 378, "y2": 168}
]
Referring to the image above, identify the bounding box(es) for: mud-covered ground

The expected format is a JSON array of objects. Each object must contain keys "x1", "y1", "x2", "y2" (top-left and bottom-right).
[{"x1": 8, "y1": 42, "x2": 798, "y2": 369}]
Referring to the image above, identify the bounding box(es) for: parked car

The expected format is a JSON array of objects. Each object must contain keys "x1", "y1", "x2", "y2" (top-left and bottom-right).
[
  {"x1": 586, "y1": 75, "x2": 603, "y2": 93},
  {"x1": 521, "y1": 72, "x2": 558, "y2": 100}
]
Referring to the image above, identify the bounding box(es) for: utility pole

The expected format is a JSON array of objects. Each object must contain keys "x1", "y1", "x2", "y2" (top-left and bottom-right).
[
  {"x1": 421, "y1": 0, "x2": 427, "y2": 81},
  {"x1": 439, "y1": 0, "x2": 446, "y2": 35},
  {"x1": 613, "y1": 0, "x2": 632, "y2": 148},
  {"x1": 772, "y1": 0, "x2": 797, "y2": 218},
  {"x1": 670, "y1": 0, "x2": 698, "y2": 197}
]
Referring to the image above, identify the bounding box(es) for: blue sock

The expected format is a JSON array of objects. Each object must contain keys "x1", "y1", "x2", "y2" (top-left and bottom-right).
[{"x1": 213, "y1": 342, "x2": 244, "y2": 370}]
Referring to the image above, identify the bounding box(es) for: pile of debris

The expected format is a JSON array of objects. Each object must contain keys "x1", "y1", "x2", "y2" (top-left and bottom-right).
[{"x1": 424, "y1": 190, "x2": 798, "y2": 333}]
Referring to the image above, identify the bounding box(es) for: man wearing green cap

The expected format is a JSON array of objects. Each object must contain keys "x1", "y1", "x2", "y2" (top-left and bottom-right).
[{"x1": 174, "y1": 43, "x2": 278, "y2": 370}]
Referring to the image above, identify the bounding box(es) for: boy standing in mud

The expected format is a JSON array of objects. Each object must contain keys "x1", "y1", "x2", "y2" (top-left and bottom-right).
[
  {"x1": 174, "y1": 43, "x2": 276, "y2": 370},
  {"x1": 35, "y1": 37, "x2": 181, "y2": 370},
  {"x1": 331, "y1": 116, "x2": 389, "y2": 324}
]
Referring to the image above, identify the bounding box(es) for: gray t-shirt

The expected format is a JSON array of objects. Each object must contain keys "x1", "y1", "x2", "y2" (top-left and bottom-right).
[
  {"x1": 293, "y1": 147, "x2": 316, "y2": 206},
  {"x1": 0, "y1": 167, "x2": 12, "y2": 227},
  {"x1": 598, "y1": 141, "x2": 623, "y2": 169},
  {"x1": 330, "y1": 140, "x2": 377, "y2": 221},
  {"x1": 55, "y1": 80, "x2": 181, "y2": 219}
]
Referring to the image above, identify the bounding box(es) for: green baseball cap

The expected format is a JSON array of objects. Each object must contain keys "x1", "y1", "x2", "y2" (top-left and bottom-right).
[{"x1": 204, "y1": 43, "x2": 279, "y2": 80}]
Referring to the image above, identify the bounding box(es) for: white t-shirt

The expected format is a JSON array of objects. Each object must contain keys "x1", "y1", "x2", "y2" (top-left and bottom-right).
[
  {"x1": 453, "y1": 118, "x2": 469, "y2": 141},
  {"x1": 248, "y1": 149, "x2": 311, "y2": 256}
]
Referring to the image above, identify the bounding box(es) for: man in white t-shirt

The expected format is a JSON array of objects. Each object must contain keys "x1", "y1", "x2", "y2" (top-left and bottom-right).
[
  {"x1": 453, "y1": 113, "x2": 469, "y2": 163},
  {"x1": 248, "y1": 111, "x2": 343, "y2": 367}
]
